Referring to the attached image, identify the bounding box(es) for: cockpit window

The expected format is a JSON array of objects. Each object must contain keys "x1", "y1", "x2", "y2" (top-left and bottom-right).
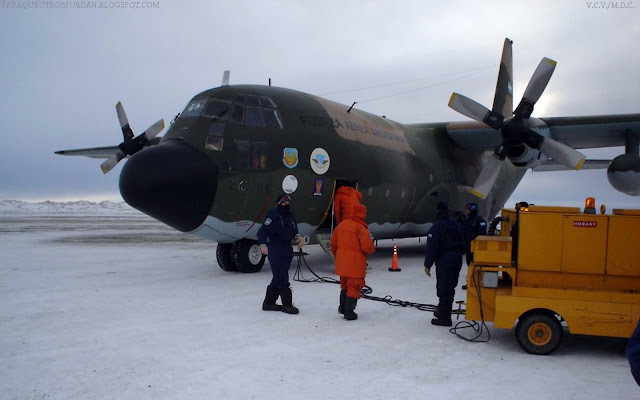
[
  {"x1": 202, "y1": 99, "x2": 230, "y2": 120},
  {"x1": 230, "y1": 94, "x2": 283, "y2": 129},
  {"x1": 181, "y1": 99, "x2": 207, "y2": 117},
  {"x1": 231, "y1": 104, "x2": 244, "y2": 124},
  {"x1": 263, "y1": 109, "x2": 283, "y2": 129},
  {"x1": 245, "y1": 106, "x2": 265, "y2": 127},
  {"x1": 261, "y1": 96, "x2": 276, "y2": 107},
  {"x1": 247, "y1": 95, "x2": 261, "y2": 106}
]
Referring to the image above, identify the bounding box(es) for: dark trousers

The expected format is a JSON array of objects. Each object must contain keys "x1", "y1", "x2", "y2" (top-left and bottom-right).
[
  {"x1": 267, "y1": 246, "x2": 293, "y2": 289},
  {"x1": 435, "y1": 251, "x2": 463, "y2": 306}
]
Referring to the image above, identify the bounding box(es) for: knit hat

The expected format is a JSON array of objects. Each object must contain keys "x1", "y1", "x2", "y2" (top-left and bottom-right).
[
  {"x1": 436, "y1": 201, "x2": 449, "y2": 212},
  {"x1": 277, "y1": 194, "x2": 291, "y2": 205}
]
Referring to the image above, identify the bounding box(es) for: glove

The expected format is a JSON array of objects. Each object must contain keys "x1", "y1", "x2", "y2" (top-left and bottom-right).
[
  {"x1": 295, "y1": 234, "x2": 303, "y2": 249},
  {"x1": 424, "y1": 266, "x2": 431, "y2": 277}
]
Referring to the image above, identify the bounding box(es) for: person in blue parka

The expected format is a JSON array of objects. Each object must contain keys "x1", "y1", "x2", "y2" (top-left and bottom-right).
[
  {"x1": 257, "y1": 194, "x2": 302, "y2": 314},
  {"x1": 464, "y1": 202, "x2": 487, "y2": 266},
  {"x1": 424, "y1": 201, "x2": 465, "y2": 327}
]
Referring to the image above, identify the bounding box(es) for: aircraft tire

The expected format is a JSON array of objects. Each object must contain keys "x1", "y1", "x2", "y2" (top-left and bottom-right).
[
  {"x1": 216, "y1": 243, "x2": 238, "y2": 271},
  {"x1": 232, "y1": 239, "x2": 265, "y2": 273},
  {"x1": 515, "y1": 311, "x2": 563, "y2": 355}
]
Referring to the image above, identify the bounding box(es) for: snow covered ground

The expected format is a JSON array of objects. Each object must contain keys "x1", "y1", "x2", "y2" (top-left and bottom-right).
[{"x1": 0, "y1": 203, "x2": 637, "y2": 399}]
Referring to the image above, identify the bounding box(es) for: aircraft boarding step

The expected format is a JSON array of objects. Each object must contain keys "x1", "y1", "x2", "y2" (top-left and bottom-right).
[{"x1": 314, "y1": 231, "x2": 335, "y2": 262}]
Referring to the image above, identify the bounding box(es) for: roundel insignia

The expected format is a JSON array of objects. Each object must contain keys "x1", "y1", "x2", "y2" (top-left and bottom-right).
[
  {"x1": 310, "y1": 148, "x2": 330, "y2": 175},
  {"x1": 282, "y1": 175, "x2": 298, "y2": 194}
]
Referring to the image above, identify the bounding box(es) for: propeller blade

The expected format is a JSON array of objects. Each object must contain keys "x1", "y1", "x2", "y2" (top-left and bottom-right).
[
  {"x1": 449, "y1": 93, "x2": 505, "y2": 130},
  {"x1": 539, "y1": 137, "x2": 586, "y2": 170},
  {"x1": 515, "y1": 58, "x2": 557, "y2": 118},
  {"x1": 100, "y1": 150, "x2": 126, "y2": 174},
  {"x1": 523, "y1": 57, "x2": 557, "y2": 104},
  {"x1": 471, "y1": 155, "x2": 505, "y2": 199},
  {"x1": 140, "y1": 119, "x2": 165, "y2": 141},
  {"x1": 449, "y1": 93, "x2": 490, "y2": 122},
  {"x1": 116, "y1": 102, "x2": 134, "y2": 141}
]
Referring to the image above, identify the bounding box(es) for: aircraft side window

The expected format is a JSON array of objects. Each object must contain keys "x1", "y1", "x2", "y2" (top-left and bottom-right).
[
  {"x1": 206, "y1": 137, "x2": 224, "y2": 151},
  {"x1": 181, "y1": 99, "x2": 207, "y2": 117},
  {"x1": 202, "y1": 99, "x2": 230, "y2": 119},
  {"x1": 235, "y1": 94, "x2": 246, "y2": 104},
  {"x1": 247, "y1": 95, "x2": 261, "y2": 106},
  {"x1": 231, "y1": 103, "x2": 245, "y2": 124},
  {"x1": 261, "y1": 96, "x2": 276, "y2": 107},
  {"x1": 205, "y1": 123, "x2": 225, "y2": 151},
  {"x1": 235, "y1": 140, "x2": 250, "y2": 170},
  {"x1": 263, "y1": 109, "x2": 284, "y2": 129},
  {"x1": 252, "y1": 142, "x2": 268, "y2": 169},
  {"x1": 245, "y1": 106, "x2": 265, "y2": 127}
]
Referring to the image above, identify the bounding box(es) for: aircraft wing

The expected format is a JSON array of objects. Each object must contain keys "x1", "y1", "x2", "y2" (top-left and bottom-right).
[
  {"x1": 542, "y1": 114, "x2": 640, "y2": 149},
  {"x1": 55, "y1": 146, "x2": 121, "y2": 159},
  {"x1": 532, "y1": 159, "x2": 611, "y2": 172}
]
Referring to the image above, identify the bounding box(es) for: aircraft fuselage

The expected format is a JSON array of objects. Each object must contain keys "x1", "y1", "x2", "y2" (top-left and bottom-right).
[{"x1": 119, "y1": 84, "x2": 526, "y2": 243}]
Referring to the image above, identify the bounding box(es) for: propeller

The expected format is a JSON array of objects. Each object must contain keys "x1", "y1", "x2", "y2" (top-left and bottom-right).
[
  {"x1": 100, "y1": 102, "x2": 165, "y2": 174},
  {"x1": 449, "y1": 57, "x2": 586, "y2": 199}
]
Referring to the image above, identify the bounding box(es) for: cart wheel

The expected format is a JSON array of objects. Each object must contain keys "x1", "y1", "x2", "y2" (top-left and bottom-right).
[{"x1": 515, "y1": 312, "x2": 563, "y2": 355}]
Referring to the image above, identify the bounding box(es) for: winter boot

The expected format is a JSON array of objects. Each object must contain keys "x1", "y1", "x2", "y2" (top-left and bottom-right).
[
  {"x1": 431, "y1": 301, "x2": 452, "y2": 326},
  {"x1": 262, "y1": 285, "x2": 282, "y2": 311},
  {"x1": 338, "y1": 289, "x2": 347, "y2": 314},
  {"x1": 431, "y1": 317, "x2": 453, "y2": 327},
  {"x1": 433, "y1": 301, "x2": 445, "y2": 319},
  {"x1": 279, "y1": 287, "x2": 299, "y2": 314},
  {"x1": 344, "y1": 297, "x2": 358, "y2": 321}
]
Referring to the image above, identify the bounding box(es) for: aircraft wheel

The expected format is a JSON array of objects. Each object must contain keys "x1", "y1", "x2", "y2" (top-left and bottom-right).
[
  {"x1": 515, "y1": 311, "x2": 563, "y2": 355},
  {"x1": 231, "y1": 239, "x2": 265, "y2": 273},
  {"x1": 216, "y1": 243, "x2": 237, "y2": 272}
]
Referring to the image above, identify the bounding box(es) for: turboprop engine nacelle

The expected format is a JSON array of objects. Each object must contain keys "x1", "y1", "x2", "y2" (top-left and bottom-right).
[
  {"x1": 508, "y1": 144, "x2": 544, "y2": 169},
  {"x1": 607, "y1": 154, "x2": 640, "y2": 196}
]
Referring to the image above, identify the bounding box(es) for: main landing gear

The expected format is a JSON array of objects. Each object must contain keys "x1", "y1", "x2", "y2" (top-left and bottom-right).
[{"x1": 216, "y1": 239, "x2": 266, "y2": 273}]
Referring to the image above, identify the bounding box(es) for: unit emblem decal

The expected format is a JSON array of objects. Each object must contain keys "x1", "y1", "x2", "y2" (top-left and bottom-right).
[
  {"x1": 310, "y1": 148, "x2": 330, "y2": 175},
  {"x1": 283, "y1": 148, "x2": 299, "y2": 169},
  {"x1": 282, "y1": 175, "x2": 298, "y2": 194}
]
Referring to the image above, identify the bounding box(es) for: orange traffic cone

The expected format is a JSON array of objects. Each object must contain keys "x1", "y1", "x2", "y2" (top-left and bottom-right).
[{"x1": 388, "y1": 243, "x2": 401, "y2": 272}]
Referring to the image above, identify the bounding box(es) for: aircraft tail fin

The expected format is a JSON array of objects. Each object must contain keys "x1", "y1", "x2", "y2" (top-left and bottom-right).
[{"x1": 221, "y1": 70, "x2": 230, "y2": 86}]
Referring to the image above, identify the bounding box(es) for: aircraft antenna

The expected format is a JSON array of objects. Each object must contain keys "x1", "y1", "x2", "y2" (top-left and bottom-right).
[{"x1": 347, "y1": 102, "x2": 356, "y2": 113}]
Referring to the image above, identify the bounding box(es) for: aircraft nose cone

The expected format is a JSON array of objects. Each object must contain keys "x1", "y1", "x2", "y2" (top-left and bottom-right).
[{"x1": 119, "y1": 140, "x2": 218, "y2": 232}]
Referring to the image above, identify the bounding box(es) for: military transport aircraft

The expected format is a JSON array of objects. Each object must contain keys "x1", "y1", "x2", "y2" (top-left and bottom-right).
[{"x1": 56, "y1": 38, "x2": 640, "y2": 273}]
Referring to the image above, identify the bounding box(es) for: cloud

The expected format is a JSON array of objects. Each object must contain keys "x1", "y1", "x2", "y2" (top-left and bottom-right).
[{"x1": 0, "y1": 1, "x2": 638, "y2": 207}]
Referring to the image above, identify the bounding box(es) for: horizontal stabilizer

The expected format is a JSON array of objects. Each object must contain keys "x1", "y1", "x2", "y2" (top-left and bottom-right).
[
  {"x1": 55, "y1": 137, "x2": 162, "y2": 159},
  {"x1": 55, "y1": 146, "x2": 121, "y2": 159},
  {"x1": 532, "y1": 159, "x2": 611, "y2": 172}
]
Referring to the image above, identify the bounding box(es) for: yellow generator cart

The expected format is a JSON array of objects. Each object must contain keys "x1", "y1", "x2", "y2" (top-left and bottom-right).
[{"x1": 466, "y1": 204, "x2": 640, "y2": 355}]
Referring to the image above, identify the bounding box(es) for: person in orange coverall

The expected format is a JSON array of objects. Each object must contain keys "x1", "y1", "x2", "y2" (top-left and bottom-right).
[
  {"x1": 330, "y1": 203, "x2": 375, "y2": 320},
  {"x1": 333, "y1": 186, "x2": 363, "y2": 224}
]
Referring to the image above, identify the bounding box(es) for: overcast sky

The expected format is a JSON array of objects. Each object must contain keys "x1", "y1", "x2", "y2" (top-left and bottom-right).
[{"x1": 1, "y1": 0, "x2": 639, "y2": 209}]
